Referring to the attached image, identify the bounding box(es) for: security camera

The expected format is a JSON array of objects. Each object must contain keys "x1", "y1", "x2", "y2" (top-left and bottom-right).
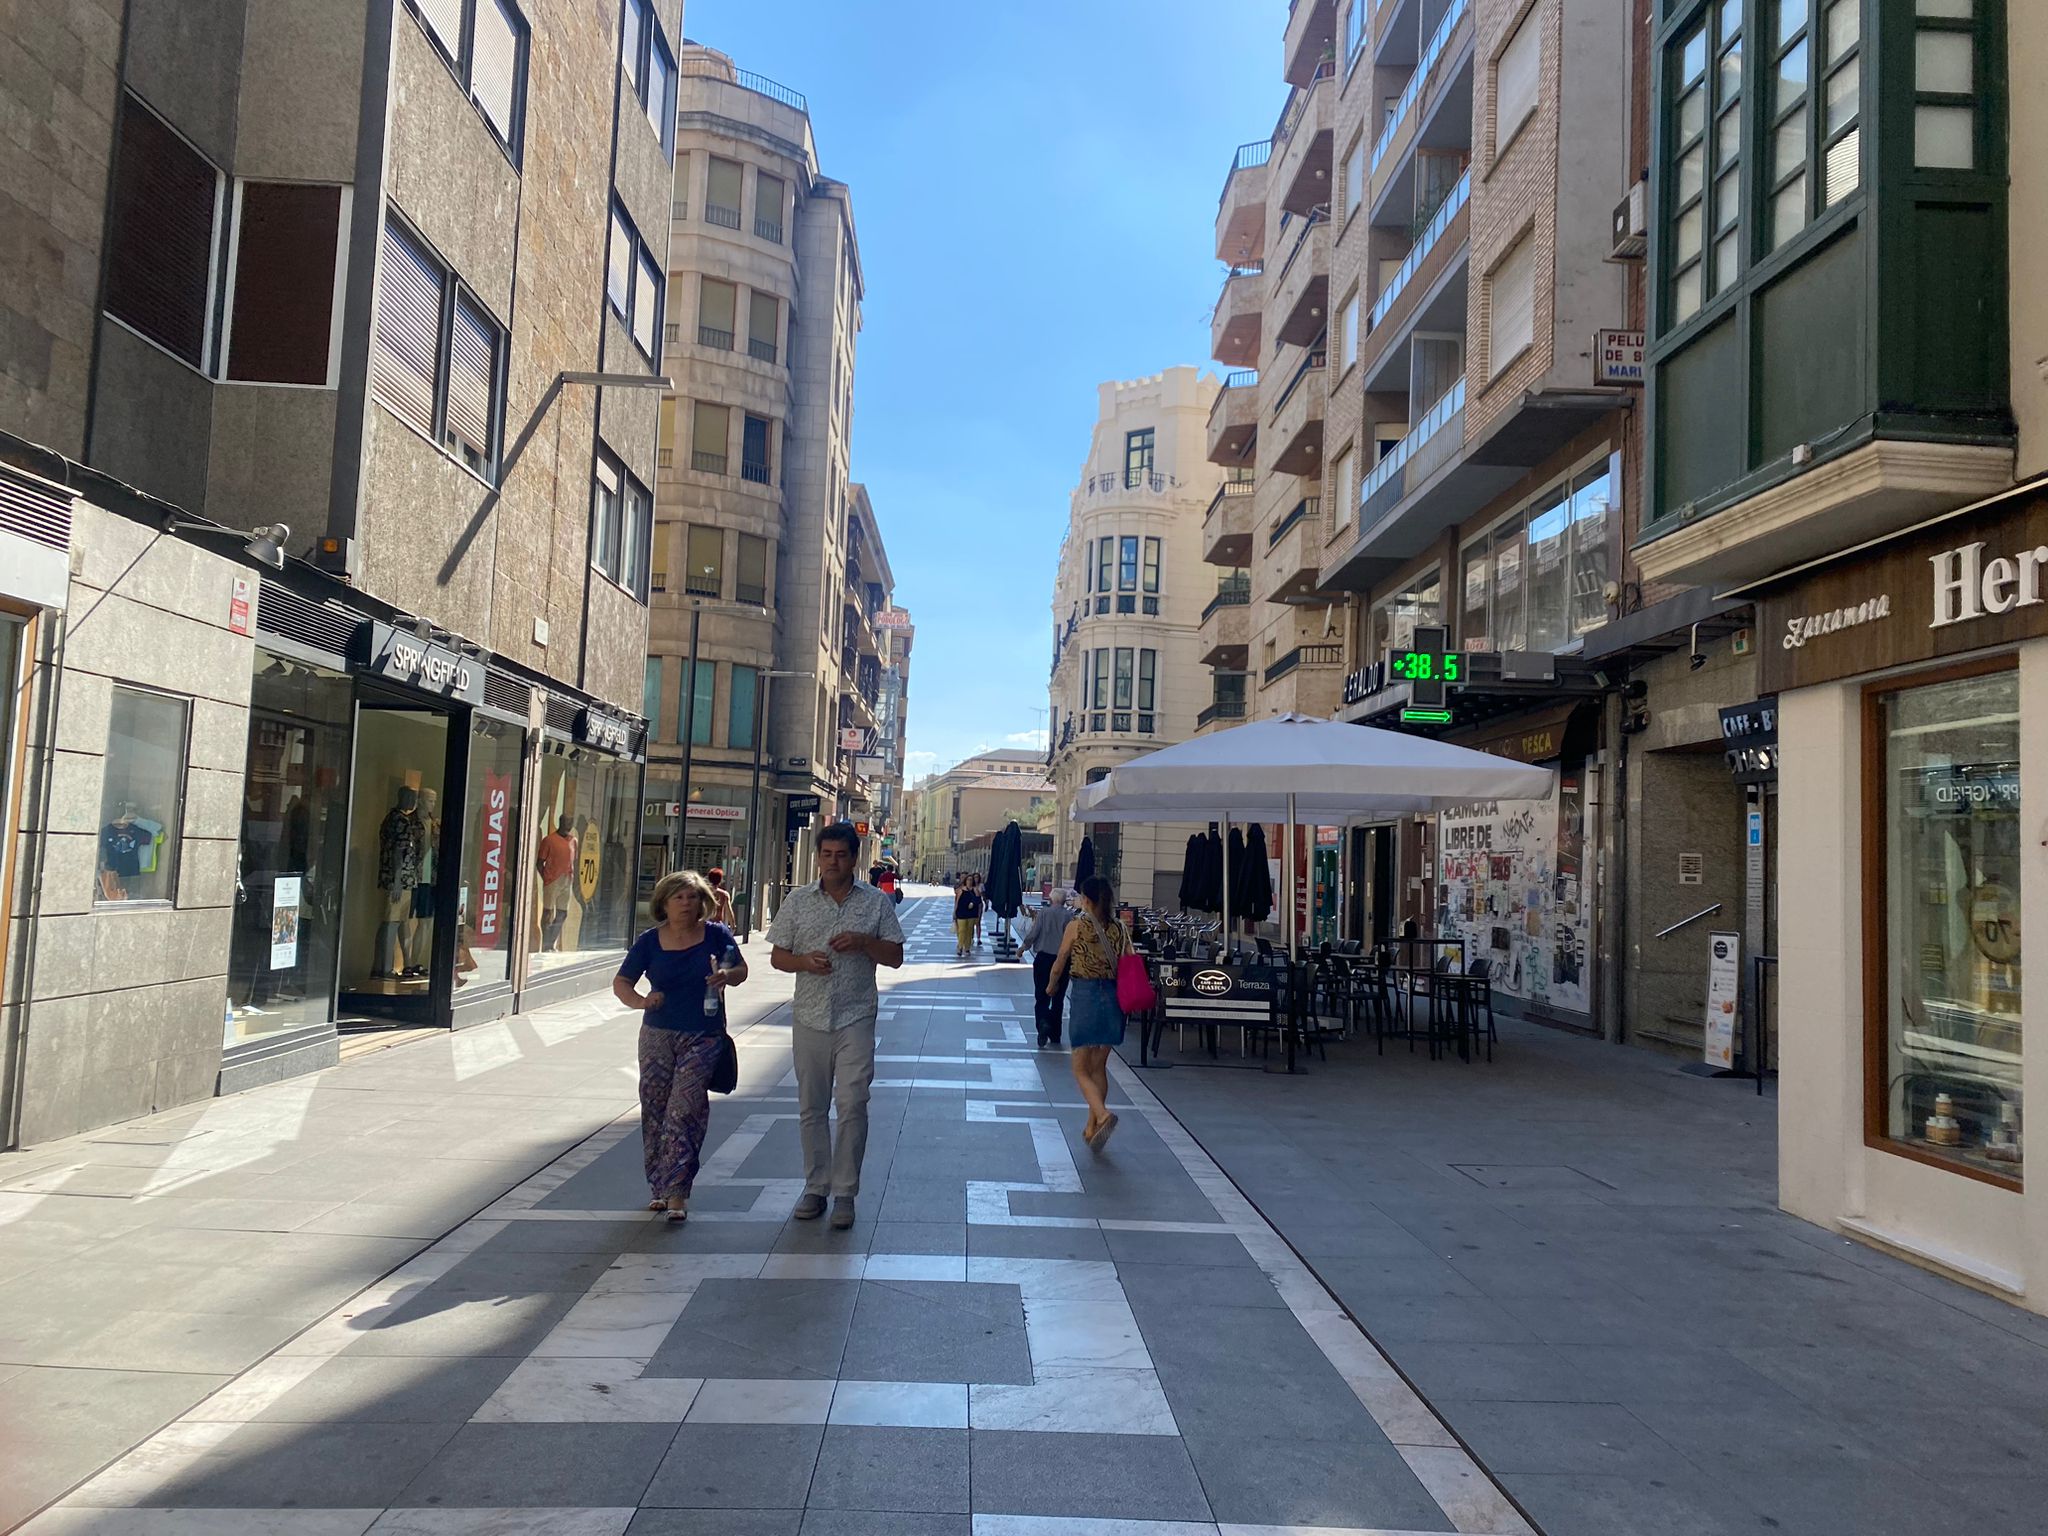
[{"x1": 1689, "y1": 651, "x2": 1707, "y2": 671}]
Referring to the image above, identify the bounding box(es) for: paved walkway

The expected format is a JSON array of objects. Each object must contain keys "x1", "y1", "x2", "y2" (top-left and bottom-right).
[
  {"x1": 1128, "y1": 994, "x2": 2048, "y2": 1536},
  {"x1": 1, "y1": 892, "x2": 1529, "y2": 1535}
]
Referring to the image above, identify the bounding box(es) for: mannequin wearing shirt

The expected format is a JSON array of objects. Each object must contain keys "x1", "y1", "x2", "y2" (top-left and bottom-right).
[
  {"x1": 98, "y1": 802, "x2": 153, "y2": 902},
  {"x1": 374, "y1": 786, "x2": 426, "y2": 980},
  {"x1": 402, "y1": 787, "x2": 440, "y2": 979}
]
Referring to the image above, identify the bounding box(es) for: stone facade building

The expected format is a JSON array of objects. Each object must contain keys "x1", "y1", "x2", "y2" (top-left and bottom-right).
[
  {"x1": 0, "y1": 0, "x2": 677, "y2": 1145},
  {"x1": 1048, "y1": 369, "x2": 1218, "y2": 909}
]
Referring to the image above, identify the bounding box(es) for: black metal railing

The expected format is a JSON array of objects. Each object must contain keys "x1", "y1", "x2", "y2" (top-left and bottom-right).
[
  {"x1": 1198, "y1": 698, "x2": 1249, "y2": 727},
  {"x1": 1269, "y1": 497, "x2": 1318, "y2": 548},
  {"x1": 704, "y1": 203, "x2": 741, "y2": 229},
  {"x1": 672, "y1": 199, "x2": 688, "y2": 221},
  {"x1": 698, "y1": 325, "x2": 733, "y2": 350},
  {"x1": 1205, "y1": 478, "x2": 1254, "y2": 524},
  {"x1": 1203, "y1": 575, "x2": 1252, "y2": 620},
  {"x1": 1272, "y1": 347, "x2": 1328, "y2": 419},
  {"x1": 677, "y1": 57, "x2": 808, "y2": 112},
  {"x1": 657, "y1": 447, "x2": 674, "y2": 468},
  {"x1": 736, "y1": 581, "x2": 766, "y2": 606},
  {"x1": 1263, "y1": 643, "x2": 1341, "y2": 683},
  {"x1": 748, "y1": 337, "x2": 777, "y2": 363},
  {"x1": 691, "y1": 450, "x2": 727, "y2": 475},
  {"x1": 684, "y1": 573, "x2": 720, "y2": 598}
]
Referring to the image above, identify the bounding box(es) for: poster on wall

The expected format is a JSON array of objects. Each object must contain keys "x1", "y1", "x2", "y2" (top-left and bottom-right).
[
  {"x1": 269, "y1": 876, "x2": 301, "y2": 970},
  {"x1": 474, "y1": 771, "x2": 511, "y2": 949},
  {"x1": 1704, "y1": 932, "x2": 1740, "y2": 1069},
  {"x1": 1436, "y1": 772, "x2": 1592, "y2": 1015}
]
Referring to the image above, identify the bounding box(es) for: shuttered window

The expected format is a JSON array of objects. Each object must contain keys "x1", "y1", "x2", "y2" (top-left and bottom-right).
[
  {"x1": 607, "y1": 208, "x2": 633, "y2": 317},
  {"x1": 633, "y1": 247, "x2": 662, "y2": 355},
  {"x1": 621, "y1": 475, "x2": 652, "y2": 596},
  {"x1": 445, "y1": 291, "x2": 498, "y2": 475},
  {"x1": 105, "y1": 94, "x2": 220, "y2": 368},
  {"x1": 1488, "y1": 233, "x2": 1536, "y2": 375},
  {"x1": 592, "y1": 452, "x2": 622, "y2": 578},
  {"x1": 1495, "y1": 6, "x2": 1541, "y2": 153},
  {"x1": 470, "y1": 0, "x2": 523, "y2": 146},
  {"x1": 226, "y1": 183, "x2": 342, "y2": 385},
  {"x1": 415, "y1": 0, "x2": 465, "y2": 60},
  {"x1": 372, "y1": 219, "x2": 445, "y2": 434},
  {"x1": 645, "y1": 27, "x2": 675, "y2": 154}
]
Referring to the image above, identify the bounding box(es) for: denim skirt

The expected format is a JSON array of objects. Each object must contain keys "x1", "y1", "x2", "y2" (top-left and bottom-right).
[{"x1": 1066, "y1": 977, "x2": 1126, "y2": 1048}]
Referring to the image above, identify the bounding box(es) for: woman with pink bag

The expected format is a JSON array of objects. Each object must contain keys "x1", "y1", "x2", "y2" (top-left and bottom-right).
[{"x1": 1048, "y1": 875, "x2": 1150, "y2": 1152}]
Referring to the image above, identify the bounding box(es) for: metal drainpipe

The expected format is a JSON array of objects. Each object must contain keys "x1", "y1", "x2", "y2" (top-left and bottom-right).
[
  {"x1": 5, "y1": 609, "x2": 66, "y2": 1150},
  {"x1": 1599, "y1": 686, "x2": 1630, "y2": 1046}
]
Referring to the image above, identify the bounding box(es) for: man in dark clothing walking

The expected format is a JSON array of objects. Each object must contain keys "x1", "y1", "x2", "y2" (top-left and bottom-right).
[{"x1": 1020, "y1": 890, "x2": 1079, "y2": 1048}]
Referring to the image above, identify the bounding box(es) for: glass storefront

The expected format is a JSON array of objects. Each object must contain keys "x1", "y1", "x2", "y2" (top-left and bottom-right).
[
  {"x1": 227, "y1": 655, "x2": 354, "y2": 1045},
  {"x1": 1876, "y1": 664, "x2": 2022, "y2": 1179},
  {"x1": 337, "y1": 703, "x2": 452, "y2": 1020},
  {"x1": 458, "y1": 714, "x2": 525, "y2": 989},
  {"x1": 529, "y1": 738, "x2": 638, "y2": 974}
]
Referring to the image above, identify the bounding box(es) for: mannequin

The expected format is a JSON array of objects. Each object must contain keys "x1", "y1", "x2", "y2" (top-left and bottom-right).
[
  {"x1": 537, "y1": 814, "x2": 578, "y2": 952},
  {"x1": 375, "y1": 786, "x2": 425, "y2": 979},
  {"x1": 402, "y1": 787, "x2": 440, "y2": 979},
  {"x1": 98, "y1": 801, "x2": 147, "y2": 902}
]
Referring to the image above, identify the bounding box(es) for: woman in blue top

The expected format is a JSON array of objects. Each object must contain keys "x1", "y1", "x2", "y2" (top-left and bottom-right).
[{"x1": 614, "y1": 869, "x2": 748, "y2": 1222}]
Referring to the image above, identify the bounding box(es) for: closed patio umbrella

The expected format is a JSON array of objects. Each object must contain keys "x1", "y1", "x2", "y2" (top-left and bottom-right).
[
  {"x1": 1243, "y1": 822, "x2": 1273, "y2": 926},
  {"x1": 1075, "y1": 836, "x2": 1095, "y2": 889}
]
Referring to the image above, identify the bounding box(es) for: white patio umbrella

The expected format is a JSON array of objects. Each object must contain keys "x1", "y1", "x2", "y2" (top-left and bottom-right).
[{"x1": 1072, "y1": 713, "x2": 1554, "y2": 959}]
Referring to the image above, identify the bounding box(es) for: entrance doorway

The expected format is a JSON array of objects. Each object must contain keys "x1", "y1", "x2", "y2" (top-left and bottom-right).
[
  {"x1": 1348, "y1": 825, "x2": 1398, "y2": 945},
  {"x1": 338, "y1": 701, "x2": 455, "y2": 1026}
]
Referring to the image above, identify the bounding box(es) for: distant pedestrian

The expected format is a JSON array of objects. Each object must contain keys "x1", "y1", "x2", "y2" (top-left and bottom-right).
[
  {"x1": 1022, "y1": 889, "x2": 1078, "y2": 1048},
  {"x1": 704, "y1": 866, "x2": 737, "y2": 928},
  {"x1": 953, "y1": 877, "x2": 979, "y2": 958},
  {"x1": 1049, "y1": 875, "x2": 1128, "y2": 1151},
  {"x1": 615, "y1": 870, "x2": 747, "y2": 1223},
  {"x1": 768, "y1": 822, "x2": 905, "y2": 1230},
  {"x1": 968, "y1": 876, "x2": 986, "y2": 948}
]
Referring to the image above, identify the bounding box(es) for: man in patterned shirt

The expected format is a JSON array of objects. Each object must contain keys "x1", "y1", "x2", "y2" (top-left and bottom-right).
[{"x1": 767, "y1": 821, "x2": 905, "y2": 1229}]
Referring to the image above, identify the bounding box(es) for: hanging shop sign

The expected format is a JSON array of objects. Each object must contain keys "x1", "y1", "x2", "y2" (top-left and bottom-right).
[
  {"x1": 473, "y1": 772, "x2": 510, "y2": 949},
  {"x1": 229, "y1": 575, "x2": 254, "y2": 636},
  {"x1": 1593, "y1": 329, "x2": 1646, "y2": 385},
  {"x1": 1755, "y1": 489, "x2": 2048, "y2": 691},
  {"x1": 574, "y1": 707, "x2": 633, "y2": 756},
  {"x1": 1450, "y1": 701, "x2": 1578, "y2": 765},
  {"x1": 1342, "y1": 660, "x2": 1387, "y2": 706},
  {"x1": 351, "y1": 620, "x2": 484, "y2": 704},
  {"x1": 1719, "y1": 697, "x2": 1779, "y2": 785},
  {"x1": 839, "y1": 727, "x2": 869, "y2": 752},
  {"x1": 874, "y1": 608, "x2": 913, "y2": 629},
  {"x1": 787, "y1": 794, "x2": 823, "y2": 815}
]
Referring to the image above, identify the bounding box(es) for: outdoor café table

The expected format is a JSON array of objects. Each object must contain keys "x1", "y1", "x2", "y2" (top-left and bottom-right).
[{"x1": 1384, "y1": 961, "x2": 1472, "y2": 1061}]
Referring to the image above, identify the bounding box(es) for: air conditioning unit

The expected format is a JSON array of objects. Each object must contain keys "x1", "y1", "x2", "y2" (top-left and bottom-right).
[{"x1": 1610, "y1": 181, "x2": 1647, "y2": 259}]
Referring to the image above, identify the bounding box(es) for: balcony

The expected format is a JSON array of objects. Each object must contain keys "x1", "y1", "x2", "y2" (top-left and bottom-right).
[
  {"x1": 698, "y1": 325, "x2": 734, "y2": 351},
  {"x1": 1196, "y1": 695, "x2": 1249, "y2": 731},
  {"x1": 1268, "y1": 346, "x2": 1327, "y2": 478},
  {"x1": 1263, "y1": 642, "x2": 1342, "y2": 685},
  {"x1": 1360, "y1": 235, "x2": 1468, "y2": 398},
  {"x1": 1206, "y1": 371, "x2": 1259, "y2": 465},
  {"x1": 1202, "y1": 479, "x2": 1254, "y2": 566},
  {"x1": 1199, "y1": 577, "x2": 1251, "y2": 668},
  {"x1": 1272, "y1": 212, "x2": 1330, "y2": 350},
  {"x1": 1273, "y1": 66, "x2": 1334, "y2": 218},
  {"x1": 1215, "y1": 139, "x2": 1271, "y2": 266},
  {"x1": 1210, "y1": 265, "x2": 1266, "y2": 369},
  {"x1": 1368, "y1": 171, "x2": 1470, "y2": 346},
  {"x1": 1368, "y1": 0, "x2": 1473, "y2": 218},
  {"x1": 1259, "y1": 647, "x2": 1345, "y2": 715},
  {"x1": 1265, "y1": 495, "x2": 1325, "y2": 604},
  {"x1": 1283, "y1": 0, "x2": 1337, "y2": 87}
]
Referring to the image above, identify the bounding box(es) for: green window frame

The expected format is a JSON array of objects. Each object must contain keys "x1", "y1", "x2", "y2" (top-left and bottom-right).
[
  {"x1": 643, "y1": 656, "x2": 663, "y2": 737},
  {"x1": 1666, "y1": 2, "x2": 1744, "y2": 324},
  {"x1": 679, "y1": 660, "x2": 714, "y2": 747},
  {"x1": 1912, "y1": 0, "x2": 1976, "y2": 171}
]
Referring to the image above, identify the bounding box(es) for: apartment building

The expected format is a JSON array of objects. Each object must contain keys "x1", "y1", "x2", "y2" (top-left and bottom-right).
[
  {"x1": 0, "y1": 0, "x2": 676, "y2": 1145},
  {"x1": 915, "y1": 751, "x2": 1057, "y2": 883},
  {"x1": 873, "y1": 605, "x2": 914, "y2": 867},
  {"x1": 647, "y1": 47, "x2": 894, "y2": 924},
  {"x1": 1049, "y1": 369, "x2": 1218, "y2": 909}
]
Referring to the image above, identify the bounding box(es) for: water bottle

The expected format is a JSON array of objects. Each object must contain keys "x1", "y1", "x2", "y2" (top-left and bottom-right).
[{"x1": 704, "y1": 946, "x2": 738, "y2": 1020}]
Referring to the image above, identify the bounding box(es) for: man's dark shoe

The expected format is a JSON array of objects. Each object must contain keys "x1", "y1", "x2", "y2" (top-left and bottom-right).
[
  {"x1": 830, "y1": 1197, "x2": 856, "y2": 1230},
  {"x1": 793, "y1": 1192, "x2": 827, "y2": 1220}
]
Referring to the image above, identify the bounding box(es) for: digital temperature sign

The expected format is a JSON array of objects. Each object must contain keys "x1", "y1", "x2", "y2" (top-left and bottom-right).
[{"x1": 1391, "y1": 626, "x2": 1462, "y2": 710}]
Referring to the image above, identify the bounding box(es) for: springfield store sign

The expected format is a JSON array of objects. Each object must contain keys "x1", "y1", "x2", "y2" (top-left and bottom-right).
[{"x1": 1758, "y1": 491, "x2": 2048, "y2": 692}]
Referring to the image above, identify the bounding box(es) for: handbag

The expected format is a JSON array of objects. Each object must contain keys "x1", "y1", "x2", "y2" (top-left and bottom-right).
[
  {"x1": 1101, "y1": 918, "x2": 1156, "y2": 1014},
  {"x1": 708, "y1": 1031, "x2": 739, "y2": 1094}
]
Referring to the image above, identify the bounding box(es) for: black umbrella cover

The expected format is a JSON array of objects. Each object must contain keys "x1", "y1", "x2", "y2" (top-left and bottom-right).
[
  {"x1": 1227, "y1": 826, "x2": 1249, "y2": 915},
  {"x1": 1201, "y1": 827, "x2": 1224, "y2": 912},
  {"x1": 1243, "y1": 823, "x2": 1274, "y2": 924},
  {"x1": 1178, "y1": 833, "x2": 1204, "y2": 910},
  {"x1": 1076, "y1": 836, "x2": 1095, "y2": 889}
]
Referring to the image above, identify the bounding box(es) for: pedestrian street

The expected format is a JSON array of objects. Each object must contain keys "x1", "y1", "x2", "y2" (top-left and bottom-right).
[{"x1": 18, "y1": 893, "x2": 1530, "y2": 1535}]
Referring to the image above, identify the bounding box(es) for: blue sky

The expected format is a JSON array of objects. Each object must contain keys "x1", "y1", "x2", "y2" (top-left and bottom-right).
[{"x1": 684, "y1": 0, "x2": 1282, "y2": 782}]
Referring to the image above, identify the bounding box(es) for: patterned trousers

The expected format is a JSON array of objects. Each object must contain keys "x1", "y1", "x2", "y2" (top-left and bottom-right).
[{"x1": 638, "y1": 1026, "x2": 724, "y2": 1200}]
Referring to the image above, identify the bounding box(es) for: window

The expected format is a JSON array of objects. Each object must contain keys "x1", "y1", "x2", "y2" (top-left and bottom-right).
[
  {"x1": 606, "y1": 203, "x2": 661, "y2": 357},
  {"x1": 1524, "y1": 484, "x2": 1571, "y2": 653},
  {"x1": 1665, "y1": 15, "x2": 1711, "y2": 323},
  {"x1": 618, "y1": 0, "x2": 675, "y2": 156},
  {"x1": 1124, "y1": 428, "x2": 1155, "y2": 488},
  {"x1": 589, "y1": 450, "x2": 651, "y2": 597},
  {"x1": 1093, "y1": 650, "x2": 1110, "y2": 728},
  {"x1": 706, "y1": 156, "x2": 743, "y2": 228},
  {"x1": 748, "y1": 291, "x2": 779, "y2": 363},
  {"x1": 634, "y1": 247, "x2": 661, "y2": 355},
  {"x1": 409, "y1": 0, "x2": 527, "y2": 159},
  {"x1": 1709, "y1": 3, "x2": 1747, "y2": 290},
  {"x1": 683, "y1": 661, "x2": 714, "y2": 746},
  {"x1": 729, "y1": 664, "x2": 760, "y2": 750},
  {"x1": 1819, "y1": 0, "x2": 1859, "y2": 202},
  {"x1": 1333, "y1": 446, "x2": 1355, "y2": 532},
  {"x1": 1138, "y1": 649, "x2": 1156, "y2": 711},
  {"x1": 95, "y1": 685, "x2": 188, "y2": 904},
  {"x1": 1913, "y1": 0, "x2": 1972, "y2": 169},
  {"x1": 740, "y1": 414, "x2": 772, "y2": 484},
  {"x1": 1371, "y1": 568, "x2": 1442, "y2": 660},
  {"x1": 372, "y1": 214, "x2": 507, "y2": 481},
  {"x1": 1495, "y1": 5, "x2": 1540, "y2": 153},
  {"x1": 1119, "y1": 535, "x2": 1139, "y2": 591},
  {"x1": 1113, "y1": 648, "x2": 1134, "y2": 708},
  {"x1": 1766, "y1": 0, "x2": 1811, "y2": 250},
  {"x1": 1342, "y1": 134, "x2": 1365, "y2": 221},
  {"x1": 1339, "y1": 290, "x2": 1360, "y2": 374},
  {"x1": 1345, "y1": 0, "x2": 1366, "y2": 65},
  {"x1": 699, "y1": 277, "x2": 736, "y2": 349},
  {"x1": 225, "y1": 183, "x2": 345, "y2": 385},
  {"x1": 684, "y1": 523, "x2": 722, "y2": 596},
  {"x1": 1142, "y1": 537, "x2": 1161, "y2": 594},
  {"x1": 691, "y1": 401, "x2": 729, "y2": 475},
  {"x1": 756, "y1": 171, "x2": 785, "y2": 242},
  {"x1": 621, "y1": 475, "x2": 652, "y2": 596},
  {"x1": 1461, "y1": 458, "x2": 1612, "y2": 651},
  {"x1": 105, "y1": 94, "x2": 221, "y2": 368},
  {"x1": 1567, "y1": 462, "x2": 1613, "y2": 637},
  {"x1": 736, "y1": 533, "x2": 769, "y2": 606},
  {"x1": 1097, "y1": 538, "x2": 1113, "y2": 593},
  {"x1": 1871, "y1": 663, "x2": 2021, "y2": 1183},
  {"x1": 1487, "y1": 233, "x2": 1535, "y2": 375},
  {"x1": 643, "y1": 656, "x2": 663, "y2": 736},
  {"x1": 608, "y1": 207, "x2": 634, "y2": 315}
]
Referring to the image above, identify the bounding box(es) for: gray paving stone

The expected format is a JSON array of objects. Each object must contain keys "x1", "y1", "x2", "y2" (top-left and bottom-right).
[
  {"x1": 626, "y1": 1514, "x2": 801, "y2": 1536},
  {"x1": 246, "y1": 1352, "x2": 520, "y2": 1423},
  {"x1": 1116, "y1": 1260, "x2": 1286, "y2": 1312},
  {"x1": 0, "y1": 1366, "x2": 224, "y2": 1532},
  {"x1": 839, "y1": 1280, "x2": 1030, "y2": 1385},
  {"x1": 434, "y1": 1245, "x2": 620, "y2": 1295},
  {"x1": 1101, "y1": 1228, "x2": 1254, "y2": 1267},
  {"x1": 866, "y1": 1221, "x2": 967, "y2": 1256},
  {"x1": 1435, "y1": 1399, "x2": 1698, "y2": 1477},
  {"x1": 1730, "y1": 1467, "x2": 1983, "y2": 1536},
  {"x1": 643, "y1": 1423, "x2": 824, "y2": 1508},
  {"x1": 964, "y1": 1224, "x2": 1111, "y2": 1263},
  {"x1": 798, "y1": 1515, "x2": 969, "y2": 1536},
  {"x1": 339, "y1": 1288, "x2": 583, "y2": 1359},
  {"x1": 1555, "y1": 1342, "x2": 1793, "y2": 1405},
  {"x1": 646, "y1": 1277, "x2": 858, "y2": 1380},
  {"x1": 1338, "y1": 1287, "x2": 1536, "y2": 1343},
  {"x1": 1381, "y1": 1339, "x2": 1595, "y2": 1402},
  {"x1": 968, "y1": 1429, "x2": 1211, "y2": 1521},
  {"x1": 1140, "y1": 1306, "x2": 1391, "y2": 1446},
  {"x1": 461, "y1": 1218, "x2": 653, "y2": 1253},
  {"x1": 148, "y1": 1420, "x2": 460, "y2": 1507},
  {"x1": 398, "y1": 1420, "x2": 675, "y2": 1506},
  {"x1": 624, "y1": 1219, "x2": 784, "y2": 1255},
  {"x1": 804, "y1": 1425, "x2": 968, "y2": 1513},
  {"x1": 1178, "y1": 1428, "x2": 1455, "y2": 1531}
]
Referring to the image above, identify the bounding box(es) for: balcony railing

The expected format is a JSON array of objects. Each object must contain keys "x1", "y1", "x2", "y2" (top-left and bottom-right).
[
  {"x1": 736, "y1": 581, "x2": 766, "y2": 606},
  {"x1": 1202, "y1": 575, "x2": 1252, "y2": 620},
  {"x1": 1197, "y1": 698, "x2": 1249, "y2": 727},
  {"x1": 740, "y1": 459, "x2": 771, "y2": 484},
  {"x1": 691, "y1": 449, "x2": 727, "y2": 475},
  {"x1": 1225, "y1": 368, "x2": 1259, "y2": 390},
  {"x1": 1269, "y1": 496, "x2": 1319, "y2": 548},
  {"x1": 677, "y1": 57, "x2": 808, "y2": 113},
  {"x1": 748, "y1": 337, "x2": 777, "y2": 363},
  {"x1": 704, "y1": 203, "x2": 741, "y2": 230},
  {"x1": 1272, "y1": 206, "x2": 1327, "y2": 292},
  {"x1": 1264, "y1": 643, "x2": 1342, "y2": 684},
  {"x1": 683, "y1": 573, "x2": 720, "y2": 598},
  {"x1": 1359, "y1": 378, "x2": 1466, "y2": 507},
  {"x1": 1271, "y1": 347, "x2": 1327, "y2": 419},
  {"x1": 698, "y1": 325, "x2": 733, "y2": 350},
  {"x1": 657, "y1": 447, "x2": 674, "y2": 468},
  {"x1": 1372, "y1": 170, "x2": 1470, "y2": 329},
  {"x1": 672, "y1": 199, "x2": 688, "y2": 221},
  {"x1": 1371, "y1": 0, "x2": 1468, "y2": 175},
  {"x1": 755, "y1": 217, "x2": 783, "y2": 243},
  {"x1": 1230, "y1": 138, "x2": 1273, "y2": 175}
]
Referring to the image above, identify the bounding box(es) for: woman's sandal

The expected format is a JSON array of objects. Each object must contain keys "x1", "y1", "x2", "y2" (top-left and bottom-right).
[
  {"x1": 665, "y1": 1199, "x2": 688, "y2": 1224},
  {"x1": 647, "y1": 1198, "x2": 667, "y2": 1212},
  {"x1": 1092, "y1": 1113, "x2": 1119, "y2": 1153}
]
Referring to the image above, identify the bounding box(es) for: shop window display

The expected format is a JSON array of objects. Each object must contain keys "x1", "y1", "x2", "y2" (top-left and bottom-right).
[
  {"x1": 1875, "y1": 666, "x2": 2022, "y2": 1179},
  {"x1": 227, "y1": 656, "x2": 353, "y2": 1043},
  {"x1": 338, "y1": 706, "x2": 450, "y2": 1017},
  {"x1": 530, "y1": 739, "x2": 638, "y2": 974},
  {"x1": 96, "y1": 684, "x2": 189, "y2": 904},
  {"x1": 459, "y1": 715, "x2": 524, "y2": 989}
]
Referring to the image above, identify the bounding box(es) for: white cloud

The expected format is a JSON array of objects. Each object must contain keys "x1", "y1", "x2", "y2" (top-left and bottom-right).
[
  {"x1": 904, "y1": 750, "x2": 939, "y2": 771},
  {"x1": 1004, "y1": 729, "x2": 1048, "y2": 749}
]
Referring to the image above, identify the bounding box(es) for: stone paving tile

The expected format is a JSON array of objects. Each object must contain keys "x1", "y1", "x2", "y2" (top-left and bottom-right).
[
  {"x1": 804, "y1": 1425, "x2": 970, "y2": 1513},
  {"x1": 231, "y1": 1353, "x2": 522, "y2": 1425},
  {"x1": 839, "y1": 1280, "x2": 1031, "y2": 1385},
  {"x1": 624, "y1": 1513, "x2": 802, "y2": 1536},
  {"x1": 0, "y1": 1367, "x2": 227, "y2": 1531},
  {"x1": 966, "y1": 1429, "x2": 1212, "y2": 1522},
  {"x1": 99, "y1": 1420, "x2": 461, "y2": 1508},
  {"x1": 642, "y1": 1423, "x2": 824, "y2": 1508},
  {"x1": 644, "y1": 1277, "x2": 859, "y2": 1380},
  {"x1": 1178, "y1": 1429, "x2": 1455, "y2": 1531},
  {"x1": 395, "y1": 1422, "x2": 676, "y2": 1507}
]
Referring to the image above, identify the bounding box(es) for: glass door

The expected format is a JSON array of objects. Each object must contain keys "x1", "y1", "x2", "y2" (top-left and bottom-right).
[{"x1": 337, "y1": 700, "x2": 453, "y2": 1026}]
